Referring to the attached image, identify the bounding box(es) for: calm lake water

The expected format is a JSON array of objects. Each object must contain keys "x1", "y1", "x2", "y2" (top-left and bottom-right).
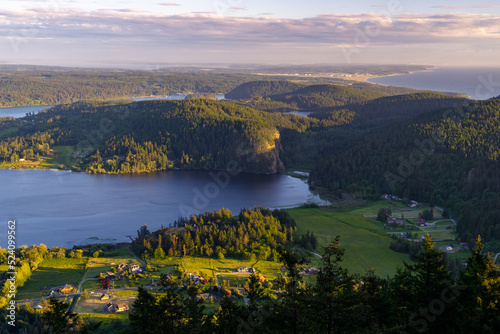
[
  {"x1": 289, "y1": 110, "x2": 314, "y2": 117},
  {"x1": 368, "y1": 67, "x2": 500, "y2": 100},
  {"x1": 0, "y1": 169, "x2": 327, "y2": 248},
  {"x1": 0, "y1": 105, "x2": 54, "y2": 118},
  {"x1": 0, "y1": 94, "x2": 226, "y2": 118}
]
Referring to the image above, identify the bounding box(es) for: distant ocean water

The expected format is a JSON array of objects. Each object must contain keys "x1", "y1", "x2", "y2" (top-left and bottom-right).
[{"x1": 367, "y1": 67, "x2": 500, "y2": 100}]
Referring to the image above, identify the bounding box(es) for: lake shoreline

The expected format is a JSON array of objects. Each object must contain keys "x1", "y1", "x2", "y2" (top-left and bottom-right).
[{"x1": 0, "y1": 168, "x2": 329, "y2": 248}]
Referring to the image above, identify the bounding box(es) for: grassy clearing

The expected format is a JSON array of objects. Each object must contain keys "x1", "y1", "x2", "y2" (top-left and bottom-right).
[
  {"x1": 85, "y1": 248, "x2": 142, "y2": 279},
  {"x1": 0, "y1": 126, "x2": 18, "y2": 139},
  {"x1": 74, "y1": 294, "x2": 136, "y2": 313},
  {"x1": 39, "y1": 145, "x2": 75, "y2": 168},
  {"x1": 79, "y1": 313, "x2": 129, "y2": 334},
  {"x1": 0, "y1": 145, "x2": 75, "y2": 170},
  {"x1": 288, "y1": 207, "x2": 412, "y2": 277},
  {"x1": 16, "y1": 257, "x2": 88, "y2": 300},
  {"x1": 179, "y1": 256, "x2": 283, "y2": 280}
]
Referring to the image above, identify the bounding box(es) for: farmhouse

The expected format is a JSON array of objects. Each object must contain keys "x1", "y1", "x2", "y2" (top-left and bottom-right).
[
  {"x1": 130, "y1": 264, "x2": 142, "y2": 273},
  {"x1": 388, "y1": 217, "x2": 404, "y2": 226},
  {"x1": 237, "y1": 266, "x2": 255, "y2": 273},
  {"x1": 196, "y1": 293, "x2": 210, "y2": 300},
  {"x1": 117, "y1": 263, "x2": 128, "y2": 271},
  {"x1": 57, "y1": 284, "x2": 75, "y2": 294},
  {"x1": 115, "y1": 303, "x2": 129, "y2": 313},
  {"x1": 103, "y1": 302, "x2": 129, "y2": 314},
  {"x1": 100, "y1": 293, "x2": 111, "y2": 301},
  {"x1": 188, "y1": 273, "x2": 204, "y2": 284},
  {"x1": 299, "y1": 267, "x2": 319, "y2": 276}
]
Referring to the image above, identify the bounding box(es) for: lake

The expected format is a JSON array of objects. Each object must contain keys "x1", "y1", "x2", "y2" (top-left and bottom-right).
[
  {"x1": 368, "y1": 67, "x2": 500, "y2": 100},
  {"x1": 0, "y1": 169, "x2": 327, "y2": 248},
  {"x1": 0, "y1": 94, "x2": 226, "y2": 118},
  {"x1": 0, "y1": 105, "x2": 54, "y2": 118}
]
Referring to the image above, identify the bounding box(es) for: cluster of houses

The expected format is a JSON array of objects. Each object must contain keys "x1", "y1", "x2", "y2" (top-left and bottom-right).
[
  {"x1": 381, "y1": 194, "x2": 420, "y2": 208},
  {"x1": 74, "y1": 151, "x2": 89, "y2": 159},
  {"x1": 299, "y1": 267, "x2": 319, "y2": 276},
  {"x1": 387, "y1": 217, "x2": 404, "y2": 226},
  {"x1": 116, "y1": 263, "x2": 143, "y2": 274},
  {"x1": 382, "y1": 194, "x2": 402, "y2": 201},
  {"x1": 236, "y1": 266, "x2": 255, "y2": 274},
  {"x1": 188, "y1": 273, "x2": 208, "y2": 285}
]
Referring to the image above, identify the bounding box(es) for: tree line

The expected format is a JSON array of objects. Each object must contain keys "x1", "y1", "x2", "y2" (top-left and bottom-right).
[{"x1": 133, "y1": 207, "x2": 301, "y2": 262}]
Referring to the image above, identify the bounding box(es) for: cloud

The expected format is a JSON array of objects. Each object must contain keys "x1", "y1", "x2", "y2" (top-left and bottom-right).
[
  {"x1": 0, "y1": 9, "x2": 499, "y2": 65},
  {"x1": 159, "y1": 2, "x2": 181, "y2": 6},
  {"x1": 228, "y1": 7, "x2": 246, "y2": 11},
  {"x1": 1, "y1": 9, "x2": 499, "y2": 45},
  {"x1": 430, "y1": 5, "x2": 500, "y2": 9}
]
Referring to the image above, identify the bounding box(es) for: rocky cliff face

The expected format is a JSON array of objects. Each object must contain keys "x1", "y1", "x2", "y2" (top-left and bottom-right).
[{"x1": 233, "y1": 129, "x2": 285, "y2": 174}]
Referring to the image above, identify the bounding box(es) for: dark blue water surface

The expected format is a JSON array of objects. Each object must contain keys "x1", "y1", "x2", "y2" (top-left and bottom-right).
[{"x1": 0, "y1": 169, "x2": 327, "y2": 248}]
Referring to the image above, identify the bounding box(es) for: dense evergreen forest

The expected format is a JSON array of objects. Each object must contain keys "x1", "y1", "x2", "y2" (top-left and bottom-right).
[
  {"x1": 132, "y1": 207, "x2": 301, "y2": 261},
  {"x1": 0, "y1": 70, "x2": 251, "y2": 107},
  {"x1": 224, "y1": 81, "x2": 306, "y2": 100},
  {"x1": 1, "y1": 65, "x2": 410, "y2": 108},
  {"x1": 0, "y1": 99, "x2": 322, "y2": 174},
  {"x1": 308, "y1": 99, "x2": 500, "y2": 244}
]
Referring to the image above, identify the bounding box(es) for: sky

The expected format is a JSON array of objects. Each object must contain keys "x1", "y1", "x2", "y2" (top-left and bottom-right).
[{"x1": 0, "y1": 0, "x2": 499, "y2": 68}]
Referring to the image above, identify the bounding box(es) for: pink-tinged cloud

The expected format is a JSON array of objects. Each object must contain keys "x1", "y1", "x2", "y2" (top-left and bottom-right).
[
  {"x1": 229, "y1": 7, "x2": 246, "y2": 11},
  {"x1": 431, "y1": 5, "x2": 500, "y2": 9},
  {"x1": 0, "y1": 9, "x2": 499, "y2": 66},
  {"x1": 159, "y1": 2, "x2": 181, "y2": 6}
]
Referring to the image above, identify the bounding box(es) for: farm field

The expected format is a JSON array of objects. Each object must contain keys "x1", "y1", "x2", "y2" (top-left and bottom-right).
[
  {"x1": 16, "y1": 257, "x2": 88, "y2": 300},
  {"x1": 288, "y1": 207, "x2": 411, "y2": 276},
  {"x1": 287, "y1": 201, "x2": 460, "y2": 277}
]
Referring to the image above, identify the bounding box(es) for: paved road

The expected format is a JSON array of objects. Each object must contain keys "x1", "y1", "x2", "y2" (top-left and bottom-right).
[
  {"x1": 15, "y1": 286, "x2": 162, "y2": 305},
  {"x1": 311, "y1": 252, "x2": 322, "y2": 259},
  {"x1": 494, "y1": 252, "x2": 500, "y2": 264},
  {"x1": 435, "y1": 207, "x2": 457, "y2": 226}
]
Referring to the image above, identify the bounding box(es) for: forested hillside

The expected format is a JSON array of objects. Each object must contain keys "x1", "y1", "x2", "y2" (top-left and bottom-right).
[
  {"x1": 310, "y1": 92, "x2": 471, "y2": 128},
  {"x1": 309, "y1": 98, "x2": 500, "y2": 243},
  {"x1": 0, "y1": 71, "x2": 254, "y2": 107},
  {"x1": 225, "y1": 80, "x2": 455, "y2": 111},
  {"x1": 279, "y1": 92, "x2": 470, "y2": 170},
  {"x1": 270, "y1": 84, "x2": 391, "y2": 108},
  {"x1": 0, "y1": 99, "x2": 335, "y2": 174},
  {"x1": 224, "y1": 80, "x2": 305, "y2": 100},
  {"x1": 133, "y1": 207, "x2": 298, "y2": 261}
]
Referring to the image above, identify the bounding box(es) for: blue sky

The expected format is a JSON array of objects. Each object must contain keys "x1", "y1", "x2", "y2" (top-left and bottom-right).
[{"x1": 1, "y1": 0, "x2": 499, "y2": 67}]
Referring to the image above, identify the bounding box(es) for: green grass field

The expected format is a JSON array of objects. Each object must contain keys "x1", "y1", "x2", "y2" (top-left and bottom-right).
[
  {"x1": 150, "y1": 256, "x2": 284, "y2": 282},
  {"x1": 0, "y1": 126, "x2": 18, "y2": 139},
  {"x1": 0, "y1": 145, "x2": 75, "y2": 170},
  {"x1": 39, "y1": 145, "x2": 75, "y2": 168},
  {"x1": 16, "y1": 257, "x2": 88, "y2": 300},
  {"x1": 288, "y1": 206, "x2": 413, "y2": 277}
]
